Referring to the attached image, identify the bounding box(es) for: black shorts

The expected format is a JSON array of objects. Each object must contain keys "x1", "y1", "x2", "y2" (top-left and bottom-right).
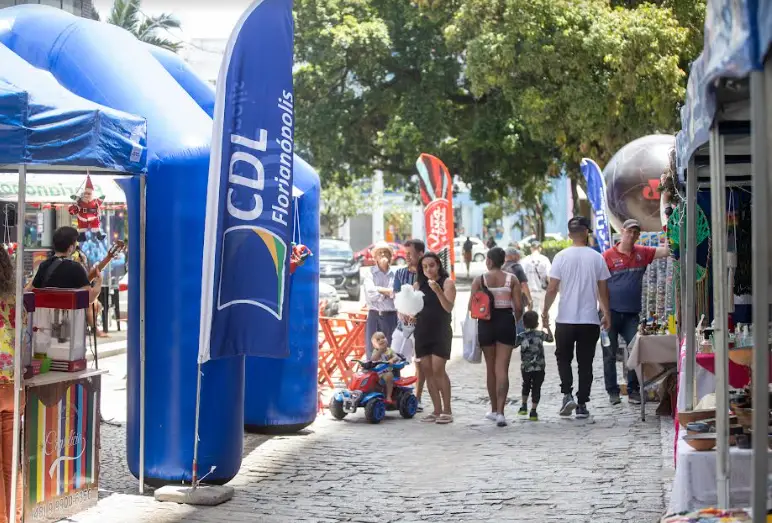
[
  {"x1": 414, "y1": 326, "x2": 452, "y2": 360},
  {"x1": 478, "y1": 308, "x2": 518, "y2": 347}
]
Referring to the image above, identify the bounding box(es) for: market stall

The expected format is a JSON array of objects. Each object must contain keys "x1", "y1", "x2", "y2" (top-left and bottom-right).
[
  {"x1": 0, "y1": 39, "x2": 147, "y2": 522},
  {"x1": 663, "y1": 1, "x2": 771, "y2": 520}
]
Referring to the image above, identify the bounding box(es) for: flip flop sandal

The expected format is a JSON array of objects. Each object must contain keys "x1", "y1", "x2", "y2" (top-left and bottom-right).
[
  {"x1": 420, "y1": 414, "x2": 439, "y2": 423},
  {"x1": 435, "y1": 414, "x2": 454, "y2": 424}
]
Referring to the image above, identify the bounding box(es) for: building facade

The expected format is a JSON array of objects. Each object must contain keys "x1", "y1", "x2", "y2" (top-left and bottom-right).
[{"x1": 0, "y1": 0, "x2": 99, "y2": 18}]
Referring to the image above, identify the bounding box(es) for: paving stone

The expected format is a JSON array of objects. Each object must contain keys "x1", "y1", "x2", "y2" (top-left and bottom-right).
[{"x1": 62, "y1": 291, "x2": 673, "y2": 522}]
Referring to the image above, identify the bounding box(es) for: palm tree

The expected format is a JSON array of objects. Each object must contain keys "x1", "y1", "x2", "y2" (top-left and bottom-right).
[{"x1": 106, "y1": 0, "x2": 182, "y2": 53}]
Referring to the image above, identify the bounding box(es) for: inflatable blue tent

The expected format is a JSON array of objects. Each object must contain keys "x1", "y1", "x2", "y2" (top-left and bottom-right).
[
  {"x1": 0, "y1": 5, "x2": 244, "y2": 485},
  {"x1": 149, "y1": 45, "x2": 322, "y2": 432}
]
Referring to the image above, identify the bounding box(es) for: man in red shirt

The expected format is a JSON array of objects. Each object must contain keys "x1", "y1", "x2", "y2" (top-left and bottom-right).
[{"x1": 601, "y1": 219, "x2": 669, "y2": 405}]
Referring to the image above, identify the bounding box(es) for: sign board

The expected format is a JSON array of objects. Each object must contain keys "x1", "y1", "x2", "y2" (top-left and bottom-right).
[
  {"x1": 0, "y1": 174, "x2": 126, "y2": 204},
  {"x1": 24, "y1": 376, "x2": 100, "y2": 522}
]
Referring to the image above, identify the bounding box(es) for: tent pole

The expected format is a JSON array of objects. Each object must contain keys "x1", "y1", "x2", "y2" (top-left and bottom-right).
[
  {"x1": 9, "y1": 165, "x2": 26, "y2": 523},
  {"x1": 684, "y1": 157, "x2": 697, "y2": 411},
  {"x1": 709, "y1": 127, "x2": 730, "y2": 508},
  {"x1": 752, "y1": 65, "x2": 771, "y2": 523},
  {"x1": 139, "y1": 175, "x2": 146, "y2": 494}
]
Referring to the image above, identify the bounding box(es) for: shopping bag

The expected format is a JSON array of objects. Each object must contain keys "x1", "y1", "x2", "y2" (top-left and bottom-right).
[
  {"x1": 462, "y1": 314, "x2": 481, "y2": 363},
  {"x1": 392, "y1": 327, "x2": 415, "y2": 361}
]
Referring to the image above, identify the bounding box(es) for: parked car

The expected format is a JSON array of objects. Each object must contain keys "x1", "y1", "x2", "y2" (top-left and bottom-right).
[
  {"x1": 355, "y1": 242, "x2": 408, "y2": 266},
  {"x1": 453, "y1": 237, "x2": 486, "y2": 262},
  {"x1": 319, "y1": 238, "x2": 361, "y2": 301},
  {"x1": 518, "y1": 233, "x2": 564, "y2": 250},
  {"x1": 318, "y1": 282, "x2": 341, "y2": 317}
]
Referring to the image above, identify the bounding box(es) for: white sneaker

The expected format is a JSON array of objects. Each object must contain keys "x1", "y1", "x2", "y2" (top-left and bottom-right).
[
  {"x1": 416, "y1": 402, "x2": 424, "y2": 412},
  {"x1": 485, "y1": 412, "x2": 498, "y2": 421},
  {"x1": 496, "y1": 414, "x2": 507, "y2": 427}
]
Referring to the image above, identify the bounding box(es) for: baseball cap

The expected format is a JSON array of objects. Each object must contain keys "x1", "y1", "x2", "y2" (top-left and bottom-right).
[
  {"x1": 567, "y1": 216, "x2": 592, "y2": 232},
  {"x1": 623, "y1": 219, "x2": 641, "y2": 230}
]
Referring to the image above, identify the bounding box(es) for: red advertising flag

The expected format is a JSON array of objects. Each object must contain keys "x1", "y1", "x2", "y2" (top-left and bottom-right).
[{"x1": 416, "y1": 154, "x2": 455, "y2": 279}]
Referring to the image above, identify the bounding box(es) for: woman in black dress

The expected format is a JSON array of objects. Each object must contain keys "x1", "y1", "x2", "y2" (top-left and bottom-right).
[{"x1": 413, "y1": 252, "x2": 456, "y2": 424}]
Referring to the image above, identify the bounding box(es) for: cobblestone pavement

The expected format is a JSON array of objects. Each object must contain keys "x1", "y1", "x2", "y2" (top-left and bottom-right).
[{"x1": 66, "y1": 288, "x2": 674, "y2": 523}]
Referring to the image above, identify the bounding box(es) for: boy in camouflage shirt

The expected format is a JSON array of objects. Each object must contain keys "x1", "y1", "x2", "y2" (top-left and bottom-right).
[{"x1": 516, "y1": 311, "x2": 552, "y2": 421}]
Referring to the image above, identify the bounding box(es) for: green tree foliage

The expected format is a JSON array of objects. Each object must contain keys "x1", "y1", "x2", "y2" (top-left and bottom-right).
[
  {"x1": 320, "y1": 184, "x2": 369, "y2": 237},
  {"x1": 294, "y1": 0, "x2": 553, "y2": 200},
  {"x1": 446, "y1": 0, "x2": 698, "y2": 169},
  {"x1": 106, "y1": 0, "x2": 182, "y2": 52},
  {"x1": 295, "y1": 0, "x2": 703, "y2": 206}
]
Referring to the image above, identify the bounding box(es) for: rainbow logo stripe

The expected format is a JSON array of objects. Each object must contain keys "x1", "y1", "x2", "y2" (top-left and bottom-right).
[
  {"x1": 254, "y1": 227, "x2": 287, "y2": 305},
  {"x1": 26, "y1": 381, "x2": 98, "y2": 504},
  {"x1": 216, "y1": 225, "x2": 288, "y2": 320}
]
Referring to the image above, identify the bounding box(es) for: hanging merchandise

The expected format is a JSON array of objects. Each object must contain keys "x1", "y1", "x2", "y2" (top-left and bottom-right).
[
  {"x1": 664, "y1": 200, "x2": 712, "y2": 323},
  {"x1": 68, "y1": 174, "x2": 105, "y2": 241},
  {"x1": 289, "y1": 198, "x2": 312, "y2": 275},
  {"x1": 732, "y1": 196, "x2": 752, "y2": 296},
  {"x1": 289, "y1": 243, "x2": 312, "y2": 274}
]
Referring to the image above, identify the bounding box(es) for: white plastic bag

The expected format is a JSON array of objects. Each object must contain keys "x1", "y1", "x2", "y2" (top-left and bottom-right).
[
  {"x1": 462, "y1": 313, "x2": 481, "y2": 364},
  {"x1": 392, "y1": 327, "x2": 415, "y2": 361},
  {"x1": 394, "y1": 284, "x2": 425, "y2": 317}
]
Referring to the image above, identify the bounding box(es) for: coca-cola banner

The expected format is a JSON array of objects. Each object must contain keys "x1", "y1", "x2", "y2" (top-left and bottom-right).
[{"x1": 416, "y1": 154, "x2": 455, "y2": 278}]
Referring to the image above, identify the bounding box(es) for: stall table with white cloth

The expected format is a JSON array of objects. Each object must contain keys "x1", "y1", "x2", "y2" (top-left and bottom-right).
[
  {"x1": 626, "y1": 334, "x2": 679, "y2": 420},
  {"x1": 668, "y1": 430, "x2": 772, "y2": 514}
]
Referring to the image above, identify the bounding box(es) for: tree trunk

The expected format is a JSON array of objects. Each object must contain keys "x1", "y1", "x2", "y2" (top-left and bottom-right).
[{"x1": 570, "y1": 174, "x2": 581, "y2": 217}]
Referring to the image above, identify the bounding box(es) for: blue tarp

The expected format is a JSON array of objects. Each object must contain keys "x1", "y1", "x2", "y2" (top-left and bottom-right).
[
  {"x1": 0, "y1": 42, "x2": 147, "y2": 172},
  {"x1": 676, "y1": 0, "x2": 762, "y2": 175}
]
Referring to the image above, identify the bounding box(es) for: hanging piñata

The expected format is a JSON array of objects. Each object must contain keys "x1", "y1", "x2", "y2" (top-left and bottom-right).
[{"x1": 69, "y1": 175, "x2": 105, "y2": 241}]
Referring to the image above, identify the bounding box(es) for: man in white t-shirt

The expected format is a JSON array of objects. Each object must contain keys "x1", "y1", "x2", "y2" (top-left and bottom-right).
[{"x1": 541, "y1": 217, "x2": 611, "y2": 419}]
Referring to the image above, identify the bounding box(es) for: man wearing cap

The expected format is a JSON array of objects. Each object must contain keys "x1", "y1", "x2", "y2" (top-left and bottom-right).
[
  {"x1": 522, "y1": 242, "x2": 551, "y2": 315},
  {"x1": 542, "y1": 216, "x2": 611, "y2": 419},
  {"x1": 363, "y1": 241, "x2": 398, "y2": 359},
  {"x1": 502, "y1": 247, "x2": 532, "y2": 314},
  {"x1": 601, "y1": 219, "x2": 669, "y2": 405}
]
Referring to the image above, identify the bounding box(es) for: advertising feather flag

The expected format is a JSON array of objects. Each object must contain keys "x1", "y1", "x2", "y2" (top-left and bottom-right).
[
  {"x1": 199, "y1": 0, "x2": 295, "y2": 363},
  {"x1": 580, "y1": 158, "x2": 612, "y2": 252},
  {"x1": 416, "y1": 154, "x2": 455, "y2": 278}
]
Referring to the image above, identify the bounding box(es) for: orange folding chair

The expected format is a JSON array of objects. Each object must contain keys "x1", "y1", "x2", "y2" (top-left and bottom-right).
[{"x1": 318, "y1": 314, "x2": 366, "y2": 389}]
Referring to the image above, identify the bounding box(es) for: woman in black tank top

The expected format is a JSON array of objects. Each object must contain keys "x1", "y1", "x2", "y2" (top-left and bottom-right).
[{"x1": 413, "y1": 253, "x2": 456, "y2": 424}]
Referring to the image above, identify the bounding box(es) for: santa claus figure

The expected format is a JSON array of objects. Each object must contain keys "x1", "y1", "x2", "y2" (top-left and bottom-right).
[{"x1": 69, "y1": 175, "x2": 105, "y2": 241}]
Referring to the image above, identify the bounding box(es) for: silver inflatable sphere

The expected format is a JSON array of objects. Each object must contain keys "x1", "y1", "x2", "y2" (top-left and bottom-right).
[{"x1": 603, "y1": 134, "x2": 675, "y2": 232}]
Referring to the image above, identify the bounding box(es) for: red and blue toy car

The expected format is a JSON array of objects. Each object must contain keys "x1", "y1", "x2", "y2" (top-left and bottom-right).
[{"x1": 329, "y1": 359, "x2": 418, "y2": 423}]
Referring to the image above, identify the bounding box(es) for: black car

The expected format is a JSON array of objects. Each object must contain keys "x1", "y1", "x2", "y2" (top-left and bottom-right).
[{"x1": 319, "y1": 238, "x2": 361, "y2": 301}]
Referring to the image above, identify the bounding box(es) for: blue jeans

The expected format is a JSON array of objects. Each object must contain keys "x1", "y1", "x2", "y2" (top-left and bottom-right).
[{"x1": 602, "y1": 311, "x2": 640, "y2": 395}]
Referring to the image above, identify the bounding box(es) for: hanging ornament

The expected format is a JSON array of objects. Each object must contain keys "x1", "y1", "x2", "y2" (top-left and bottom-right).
[
  {"x1": 69, "y1": 174, "x2": 105, "y2": 241},
  {"x1": 289, "y1": 242, "x2": 312, "y2": 274}
]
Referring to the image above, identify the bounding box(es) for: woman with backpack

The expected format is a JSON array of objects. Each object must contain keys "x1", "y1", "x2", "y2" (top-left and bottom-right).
[{"x1": 469, "y1": 247, "x2": 523, "y2": 427}]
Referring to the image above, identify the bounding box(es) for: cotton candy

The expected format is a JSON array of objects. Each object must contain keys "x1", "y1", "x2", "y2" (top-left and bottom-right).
[{"x1": 394, "y1": 284, "x2": 424, "y2": 317}]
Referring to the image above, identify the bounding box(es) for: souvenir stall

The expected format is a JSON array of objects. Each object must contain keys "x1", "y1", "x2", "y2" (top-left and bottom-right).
[
  {"x1": 625, "y1": 230, "x2": 679, "y2": 421},
  {"x1": 661, "y1": 2, "x2": 771, "y2": 521},
  {"x1": 0, "y1": 39, "x2": 147, "y2": 523}
]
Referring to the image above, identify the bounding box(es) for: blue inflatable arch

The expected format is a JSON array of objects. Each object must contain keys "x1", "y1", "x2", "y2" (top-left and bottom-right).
[
  {"x1": 150, "y1": 48, "x2": 322, "y2": 432},
  {"x1": 0, "y1": 5, "x2": 244, "y2": 484}
]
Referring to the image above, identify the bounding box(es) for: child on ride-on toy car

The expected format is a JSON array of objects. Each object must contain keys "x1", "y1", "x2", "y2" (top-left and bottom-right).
[{"x1": 364, "y1": 332, "x2": 405, "y2": 406}]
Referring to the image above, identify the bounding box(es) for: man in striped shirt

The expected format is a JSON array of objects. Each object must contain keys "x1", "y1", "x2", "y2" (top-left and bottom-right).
[{"x1": 393, "y1": 239, "x2": 425, "y2": 410}]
